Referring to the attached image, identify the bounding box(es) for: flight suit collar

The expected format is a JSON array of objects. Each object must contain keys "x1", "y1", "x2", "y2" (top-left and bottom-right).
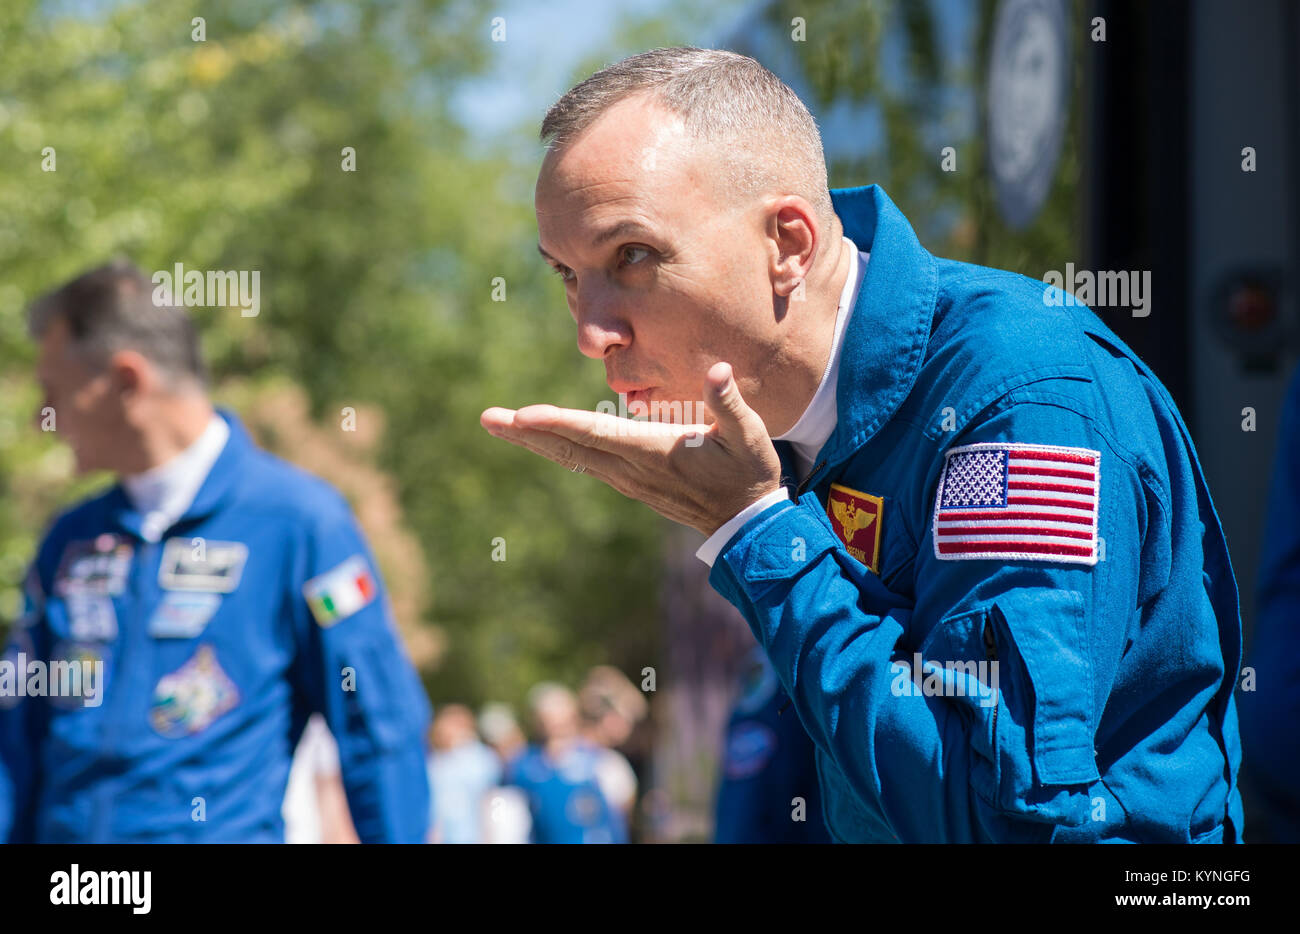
[
  {"x1": 107, "y1": 407, "x2": 253, "y2": 540},
  {"x1": 788, "y1": 185, "x2": 937, "y2": 488}
]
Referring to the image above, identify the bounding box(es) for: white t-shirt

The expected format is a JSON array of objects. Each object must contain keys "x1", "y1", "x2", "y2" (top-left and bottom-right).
[
  {"x1": 281, "y1": 713, "x2": 342, "y2": 844},
  {"x1": 481, "y1": 786, "x2": 532, "y2": 845},
  {"x1": 592, "y1": 747, "x2": 637, "y2": 813},
  {"x1": 121, "y1": 413, "x2": 229, "y2": 543}
]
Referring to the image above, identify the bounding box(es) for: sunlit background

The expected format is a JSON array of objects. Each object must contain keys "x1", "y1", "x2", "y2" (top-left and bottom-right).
[{"x1": 1, "y1": 0, "x2": 1295, "y2": 841}]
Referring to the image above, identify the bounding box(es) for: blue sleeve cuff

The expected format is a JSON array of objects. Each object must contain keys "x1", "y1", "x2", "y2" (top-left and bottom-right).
[
  {"x1": 695, "y1": 488, "x2": 791, "y2": 567},
  {"x1": 708, "y1": 497, "x2": 843, "y2": 601}
]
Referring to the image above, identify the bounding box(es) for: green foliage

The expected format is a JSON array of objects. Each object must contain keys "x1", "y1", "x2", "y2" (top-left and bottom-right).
[
  {"x1": 767, "y1": 0, "x2": 1084, "y2": 274},
  {"x1": 0, "y1": 0, "x2": 661, "y2": 707}
]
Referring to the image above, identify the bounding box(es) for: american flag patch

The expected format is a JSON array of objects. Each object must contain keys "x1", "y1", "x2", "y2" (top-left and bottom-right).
[{"x1": 932, "y1": 442, "x2": 1100, "y2": 565}]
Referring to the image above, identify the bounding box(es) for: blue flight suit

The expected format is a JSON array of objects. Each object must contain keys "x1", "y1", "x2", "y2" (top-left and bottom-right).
[
  {"x1": 714, "y1": 647, "x2": 832, "y2": 843},
  {"x1": 709, "y1": 185, "x2": 1244, "y2": 843},
  {"x1": 0, "y1": 408, "x2": 431, "y2": 842},
  {"x1": 506, "y1": 741, "x2": 628, "y2": 844},
  {"x1": 1241, "y1": 365, "x2": 1300, "y2": 842}
]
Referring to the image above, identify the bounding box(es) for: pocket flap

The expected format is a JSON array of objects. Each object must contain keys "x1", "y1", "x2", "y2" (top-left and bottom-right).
[{"x1": 991, "y1": 588, "x2": 1099, "y2": 785}]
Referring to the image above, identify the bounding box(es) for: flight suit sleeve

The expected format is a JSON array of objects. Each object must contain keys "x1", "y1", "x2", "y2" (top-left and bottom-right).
[
  {"x1": 0, "y1": 563, "x2": 52, "y2": 843},
  {"x1": 289, "y1": 498, "x2": 432, "y2": 844},
  {"x1": 709, "y1": 396, "x2": 1145, "y2": 843}
]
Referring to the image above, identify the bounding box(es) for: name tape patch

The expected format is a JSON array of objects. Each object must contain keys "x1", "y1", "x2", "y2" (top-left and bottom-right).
[
  {"x1": 148, "y1": 592, "x2": 222, "y2": 639},
  {"x1": 158, "y1": 539, "x2": 248, "y2": 593}
]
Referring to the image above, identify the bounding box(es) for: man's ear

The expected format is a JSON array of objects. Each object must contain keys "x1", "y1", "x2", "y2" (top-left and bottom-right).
[
  {"x1": 765, "y1": 195, "x2": 819, "y2": 299},
  {"x1": 108, "y1": 349, "x2": 154, "y2": 399}
]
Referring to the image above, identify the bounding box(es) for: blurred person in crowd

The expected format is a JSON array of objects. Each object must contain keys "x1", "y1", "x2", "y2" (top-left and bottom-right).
[
  {"x1": 477, "y1": 702, "x2": 532, "y2": 843},
  {"x1": 478, "y1": 701, "x2": 526, "y2": 764},
  {"x1": 714, "y1": 646, "x2": 830, "y2": 844},
  {"x1": 578, "y1": 665, "x2": 648, "y2": 750},
  {"x1": 578, "y1": 665, "x2": 645, "y2": 826},
  {"x1": 282, "y1": 712, "x2": 358, "y2": 844},
  {"x1": 1241, "y1": 365, "x2": 1300, "y2": 842},
  {"x1": 0, "y1": 260, "x2": 430, "y2": 842},
  {"x1": 505, "y1": 682, "x2": 626, "y2": 843},
  {"x1": 480, "y1": 783, "x2": 532, "y2": 845},
  {"x1": 426, "y1": 703, "x2": 499, "y2": 844}
]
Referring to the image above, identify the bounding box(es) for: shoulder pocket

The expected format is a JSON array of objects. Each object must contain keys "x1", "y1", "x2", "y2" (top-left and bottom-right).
[
  {"x1": 920, "y1": 588, "x2": 1099, "y2": 823},
  {"x1": 994, "y1": 589, "x2": 1099, "y2": 785}
]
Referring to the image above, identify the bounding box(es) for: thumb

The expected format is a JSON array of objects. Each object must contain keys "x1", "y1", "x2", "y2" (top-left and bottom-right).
[{"x1": 704, "y1": 362, "x2": 760, "y2": 435}]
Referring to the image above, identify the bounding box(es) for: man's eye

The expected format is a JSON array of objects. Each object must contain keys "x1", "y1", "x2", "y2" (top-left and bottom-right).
[
  {"x1": 550, "y1": 264, "x2": 574, "y2": 283},
  {"x1": 620, "y1": 246, "x2": 650, "y2": 267}
]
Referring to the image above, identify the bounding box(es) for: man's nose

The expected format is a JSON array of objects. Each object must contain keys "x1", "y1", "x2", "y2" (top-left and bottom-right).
[{"x1": 573, "y1": 288, "x2": 631, "y2": 360}]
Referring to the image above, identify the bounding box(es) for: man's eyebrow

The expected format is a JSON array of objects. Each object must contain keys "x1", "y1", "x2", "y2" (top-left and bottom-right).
[
  {"x1": 591, "y1": 220, "x2": 659, "y2": 246},
  {"x1": 537, "y1": 220, "x2": 661, "y2": 265}
]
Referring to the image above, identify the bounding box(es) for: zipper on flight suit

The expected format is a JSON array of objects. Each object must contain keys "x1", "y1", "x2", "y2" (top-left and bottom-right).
[
  {"x1": 770, "y1": 459, "x2": 832, "y2": 718},
  {"x1": 794, "y1": 460, "x2": 828, "y2": 500},
  {"x1": 983, "y1": 615, "x2": 1000, "y2": 738},
  {"x1": 93, "y1": 537, "x2": 156, "y2": 841},
  {"x1": 773, "y1": 459, "x2": 830, "y2": 718}
]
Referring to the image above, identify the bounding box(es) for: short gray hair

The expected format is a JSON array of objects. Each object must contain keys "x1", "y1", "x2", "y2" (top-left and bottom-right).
[
  {"x1": 540, "y1": 47, "x2": 835, "y2": 230},
  {"x1": 28, "y1": 258, "x2": 207, "y2": 389}
]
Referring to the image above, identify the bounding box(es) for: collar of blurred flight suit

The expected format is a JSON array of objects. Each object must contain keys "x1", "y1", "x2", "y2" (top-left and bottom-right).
[
  {"x1": 105, "y1": 406, "x2": 253, "y2": 541},
  {"x1": 787, "y1": 184, "x2": 937, "y2": 483}
]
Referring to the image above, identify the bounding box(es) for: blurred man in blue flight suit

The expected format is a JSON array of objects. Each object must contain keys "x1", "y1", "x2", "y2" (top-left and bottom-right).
[
  {"x1": 0, "y1": 260, "x2": 431, "y2": 842},
  {"x1": 715, "y1": 647, "x2": 831, "y2": 844},
  {"x1": 482, "y1": 48, "x2": 1244, "y2": 843},
  {"x1": 1241, "y1": 366, "x2": 1300, "y2": 842},
  {"x1": 505, "y1": 683, "x2": 627, "y2": 844}
]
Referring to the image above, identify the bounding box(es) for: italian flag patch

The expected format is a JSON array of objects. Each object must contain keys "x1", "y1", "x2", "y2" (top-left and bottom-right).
[{"x1": 304, "y1": 555, "x2": 376, "y2": 627}]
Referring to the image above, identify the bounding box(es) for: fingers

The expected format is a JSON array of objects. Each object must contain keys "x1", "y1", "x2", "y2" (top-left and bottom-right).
[
  {"x1": 482, "y1": 412, "x2": 625, "y2": 477},
  {"x1": 512, "y1": 403, "x2": 696, "y2": 451},
  {"x1": 703, "y1": 362, "x2": 762, "y2": 440},
  {"x1": 480, "y1": 407, "x2": 518, "y2": 432},
  {"x1": 486, "y1": 423, "x2": 661, "y2": 508},
  {"x1": 511, "y1": 404, "x2": 617, "y2": 449}
]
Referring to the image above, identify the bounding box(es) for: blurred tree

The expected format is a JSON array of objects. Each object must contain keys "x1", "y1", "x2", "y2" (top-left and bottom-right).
[
  {"x1": 756, "y1": 0, "x2": 1084, "y2": 273},
  {"x1": 0, "y1": 0, "x2": 662, "y2": 709}
]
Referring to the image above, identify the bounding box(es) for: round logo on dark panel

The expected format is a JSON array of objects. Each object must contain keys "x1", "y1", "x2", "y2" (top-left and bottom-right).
[{"x1": 987, "y1": 0, "x2": 1070, "y2": 230}]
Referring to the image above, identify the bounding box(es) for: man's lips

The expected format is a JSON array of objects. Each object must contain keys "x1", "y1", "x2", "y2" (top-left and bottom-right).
[
  {"x1": 607, "y1": 380, "x2": 654, "y2": 406},
  {"x1": 625, "y1": 387, "x2": 655, "y2": 407}
]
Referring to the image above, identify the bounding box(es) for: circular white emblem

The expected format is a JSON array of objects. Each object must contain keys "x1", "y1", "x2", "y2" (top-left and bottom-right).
[{"x1": 987, "y1": 0, "x2": 1070, "y2": 230}]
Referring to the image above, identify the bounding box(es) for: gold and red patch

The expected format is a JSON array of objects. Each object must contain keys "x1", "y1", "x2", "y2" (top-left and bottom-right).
[{"x1": 827, "y1": 483, "x2": 884, "y2": 573}]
